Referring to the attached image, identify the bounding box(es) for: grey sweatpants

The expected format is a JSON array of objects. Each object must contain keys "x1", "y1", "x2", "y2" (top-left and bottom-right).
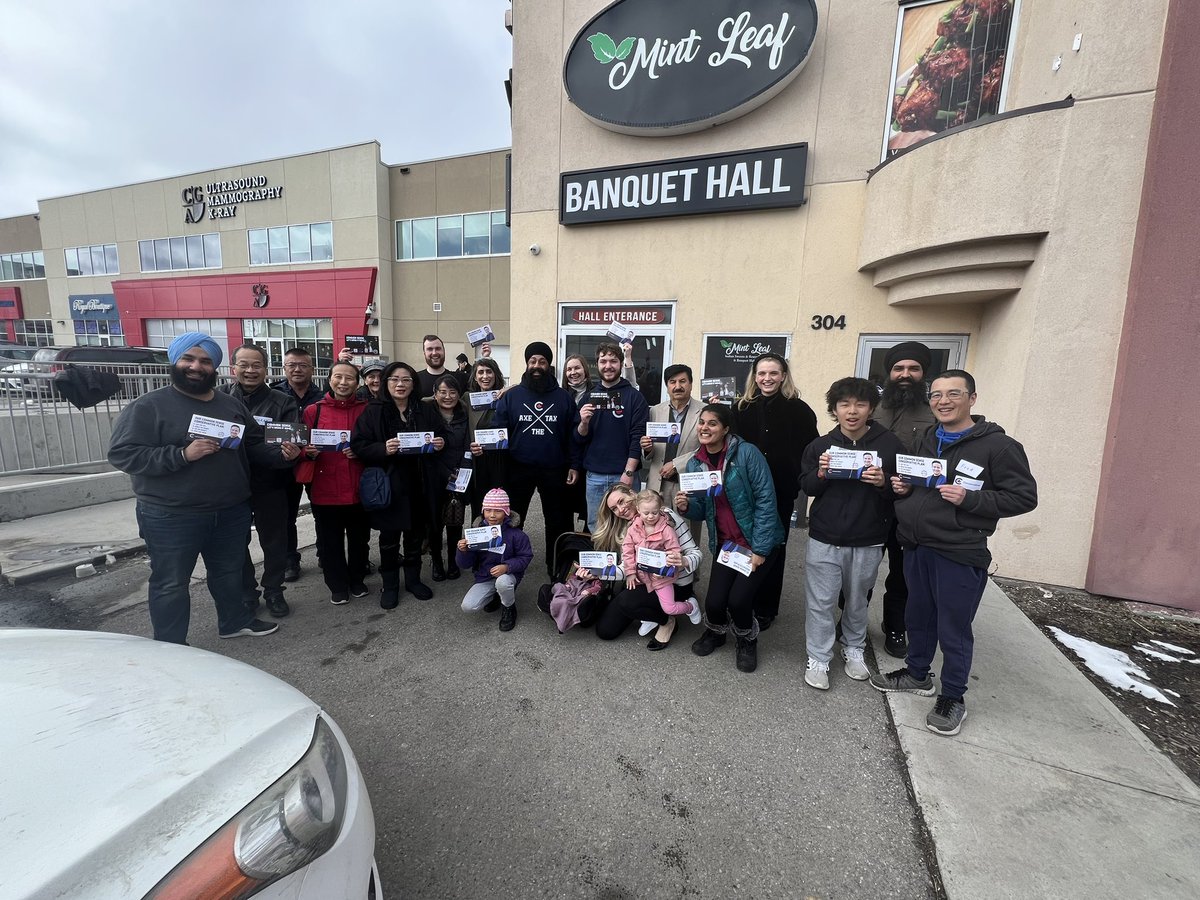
[
  {"x1": 462, "y1": 574, "x2": 518, "y2": 611},
  {"x1": 804, "y1": 537, "x2": 884, "y2": 665}
]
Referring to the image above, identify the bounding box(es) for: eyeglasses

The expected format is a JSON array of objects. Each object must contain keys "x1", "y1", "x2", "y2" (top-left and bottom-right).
[
  {"x1": 927, "y1": 390, "x2": 971, "y2": 401},
  {"x1": 234, "y1": 362, "x2": 265, "y2": 370},
  {"x1": 283, "y1": 363, "x2": 311, "y2": 371},
  {"x1": 387, "y1": 376, "x2": 413, "y2": 384}
]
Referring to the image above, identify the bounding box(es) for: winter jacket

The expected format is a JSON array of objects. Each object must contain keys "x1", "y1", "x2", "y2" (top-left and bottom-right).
[
  {"x1": 454, "y1": 516, "x2": 534, "y2": 584},
  {"x1": 272, "y1": 379, "x2": 325, "y2": 413},
  {"x1": 731, "y1": 393, "x2": 819, "y2": 505},
  {"x1": 875, "y1": 399, "x2": 937, "y2": 454},
  {"x1": 350, "y1": 398, "x2": 443, "y2": 532},
  {"x1": 572, "y1": 378, "x2": 649, "y2": 474},
  {"x1": 302, "y1": 394, "x2": 367, "y2": 506},
  {"x1": 493, "y1": 373, "x2": 576, "y2": 469},
  {"x1": 622, "y1": 513, "x2": 681, "y2": 590},
  {"x1": 680, "y1": 435, "x2": 784, "y2": 557},
  {"x1": 800, "y1": 423, "x2": 906, "y2": 547},
  {"x1": 894, "y1": 416, "x2": 1038, "y2": 567},
  {"x1": 223, "y1": 382, "x2": 300, "y2": 492},
  {"x1": 592, "y1": 508, "x2": 703, "y2": 586},
  {"x1": 467, "y1": 402, "x2": 508, "y2": 511}
]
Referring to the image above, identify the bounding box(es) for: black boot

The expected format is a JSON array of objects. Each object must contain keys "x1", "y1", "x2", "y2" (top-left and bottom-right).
[
  {"x1": 404, "y1": 564, "x2": 433, "y2": 600},
  {"x1": 445, "y1": 527, "x2": 462, "y2": 579},
  {"x1": 380, "y1": 570, "x2": 401, "y2": 610},
  {"x1": 691, "y1": 629, "x2": 727, "y2": 657},
  {"x1": 430, "y1": 551, "x2": 446, "y2": 582},
  {"x1": 735, "y1": 636, "x2": 758, "y2": 673}
]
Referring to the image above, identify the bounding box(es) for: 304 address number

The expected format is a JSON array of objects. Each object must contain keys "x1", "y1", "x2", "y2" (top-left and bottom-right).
[{"x1": 811, "y1": 315, "x2": 847, "y2": 330}]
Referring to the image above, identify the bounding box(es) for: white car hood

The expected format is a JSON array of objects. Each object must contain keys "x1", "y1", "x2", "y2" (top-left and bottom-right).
[{"x1": 0, "y1": 629, "x2": 319, "y2": 899}]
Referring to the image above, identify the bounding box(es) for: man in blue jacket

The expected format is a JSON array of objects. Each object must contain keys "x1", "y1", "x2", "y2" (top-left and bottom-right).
[
  {"x1": 574, "y1": 342, "x2": 649, "y2": 530},
  {"x1": 493, "y1": 342, "x2": 580, "y2": 578}
]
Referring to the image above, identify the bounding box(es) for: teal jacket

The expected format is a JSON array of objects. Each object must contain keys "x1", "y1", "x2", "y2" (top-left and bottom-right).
[{"x1": 681, "y1": 435, "x2": 784, "y2": 557}]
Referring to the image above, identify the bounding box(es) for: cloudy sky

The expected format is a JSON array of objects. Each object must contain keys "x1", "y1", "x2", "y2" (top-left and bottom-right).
[{"x1": 0, "y1": 0, "x2": 513, "y2": 217}]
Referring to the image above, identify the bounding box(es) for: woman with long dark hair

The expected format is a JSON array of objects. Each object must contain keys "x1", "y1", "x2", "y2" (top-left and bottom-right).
[
  {"x1": 730, "y1": 352, "x2": 819, "y2": 631},
  {"x1": 350, "y1": 361, "x2": 442, "y2": 607},
  {"x1": 466, "y1": 357, "x2": 507, "y2": 520},
  {"x1": 424, "y1": 374, "x2": 472, "y2": 582}
]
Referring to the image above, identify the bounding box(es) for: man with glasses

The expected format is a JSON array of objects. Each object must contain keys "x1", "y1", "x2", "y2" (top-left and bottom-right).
[
  {"x1": 272, "y1": 347, "x2": 326, "y2": 581},
  {"x1": 871, "y1": 369, "x2": 1037, "y2": 738},
  {"x1": 224, "y1": 344, "x2": 302, "y2": 617}
]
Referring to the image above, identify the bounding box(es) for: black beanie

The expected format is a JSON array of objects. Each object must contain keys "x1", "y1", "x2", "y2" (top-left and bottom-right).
[
  {"x1": 884, "y1": 341, "x2": 932, "y2": 374},
  {"x1": 525, "y1": 341, "x2": 553, "y2": 364}
]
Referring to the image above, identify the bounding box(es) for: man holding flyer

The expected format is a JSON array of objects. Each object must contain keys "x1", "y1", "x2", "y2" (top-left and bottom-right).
[
  {"x1": 109, "y1": 332, "x2": 295, "y2": 644},
  {"x1": 640, "y1": 364, "x2": 705, "y2": 541},
  {"x1": 871, "y1": 370, "x2": 1037, "y2": 737}
]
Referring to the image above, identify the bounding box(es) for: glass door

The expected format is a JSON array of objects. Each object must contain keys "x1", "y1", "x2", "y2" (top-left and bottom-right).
[{"x1": 558, "y1": 303, "x2": 675, "y2": 407}]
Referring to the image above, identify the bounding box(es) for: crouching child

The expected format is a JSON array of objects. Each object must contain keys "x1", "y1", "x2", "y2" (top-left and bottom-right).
[{"x1": 456, "y1": 488, "x2": 533, "y2": 632}]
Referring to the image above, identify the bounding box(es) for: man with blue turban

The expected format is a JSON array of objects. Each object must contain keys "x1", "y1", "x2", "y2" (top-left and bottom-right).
[{"x1": 109, "y1": 332, "x2": 296, "y2": 644}]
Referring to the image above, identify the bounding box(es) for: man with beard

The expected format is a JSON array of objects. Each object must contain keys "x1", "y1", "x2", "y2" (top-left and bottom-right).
[
  {"x1": 873, "y1": 340, "x2": 937, "y2": 657},
  {"x1": 109, "y1": 332, "x2": 292, "y2": 644},
  {"x1": 223, "y1": 343, "x2": 303, "y2": 618},
  {"x1": 492, "y1": 341, "x2": 580, "y2": 578},
  {"x1": 416, "y1": 334, "x2": 469, "y2": 399}
]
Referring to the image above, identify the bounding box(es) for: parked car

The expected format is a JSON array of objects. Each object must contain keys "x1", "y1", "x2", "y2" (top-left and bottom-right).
[
  {"x1": 0, "y1": 629, "x2": 382, "y2": 899},
  {"x1": 0, "y1": 342, "x2": 40, "y2": 362}
]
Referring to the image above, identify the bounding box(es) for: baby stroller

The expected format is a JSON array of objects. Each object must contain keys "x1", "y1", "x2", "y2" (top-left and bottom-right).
[{"x1": 536, "y1": 531, "x2": 609, "y2": 629}]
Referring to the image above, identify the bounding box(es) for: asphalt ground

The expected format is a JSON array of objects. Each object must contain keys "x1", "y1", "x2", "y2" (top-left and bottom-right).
[{"x1": 0, "y1": 502, "x2": 936, "y2": 899}]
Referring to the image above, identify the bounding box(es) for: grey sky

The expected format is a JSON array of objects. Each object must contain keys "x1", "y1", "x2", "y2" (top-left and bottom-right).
[{"x1": 0, "y1": 0, "x2": 513, "y2": 218}]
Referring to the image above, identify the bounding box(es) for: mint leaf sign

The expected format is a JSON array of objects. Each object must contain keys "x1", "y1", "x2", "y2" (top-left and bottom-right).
[{"x1": 588, "y1": 33, "x2": 635, "y2": 63}]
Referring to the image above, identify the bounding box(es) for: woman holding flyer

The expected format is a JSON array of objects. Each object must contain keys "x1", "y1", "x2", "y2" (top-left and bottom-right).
[
  {"x1": 675, "y1": 404, "x2": 784, "y2": 673},
  {"x1": 588, "y1": 484, "x2": 703, "y2": 649},
  {"x1": 466, "y1": 358, "x2": 508, "y2": 518},
  {"x1": 423, "y1": 374, "x2": 472, "y2": 581},
  {"x1": 351, "y1": 361, "x2": 443, "y2": 607},
  {"x1": 301, "y1": 361, "x2": 370, "y2": 606},
  {"x1": 731, "y1": 352, "x2": 819, "y2": 632}
]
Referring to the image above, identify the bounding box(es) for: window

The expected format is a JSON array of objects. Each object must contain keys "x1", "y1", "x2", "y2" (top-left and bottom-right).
[
  {"x1": 1, "y1": 250, "x2": 47, "y2": 281},
  {"x1": 64, "y1": 244, "x2": 118, "y2": 277},
  {"x1": 247, "y1": 222, "x2": 333, "y2": 265},
  {"x1": 13, "y1": 319, "x2": 55, "y2": 346},
  {"x1": 145, "y1": 319, "x2": 229, "y2": 357},
  {"x1": 138, "y1": 233, "x2": 222, "y2": 272},
  {"x1": 396, "y1": 210, "x2": 510, "y2": 261},
  {"x1": 73, "y1": 319, "x2": 126, "y2": 347},
  {"x1": 855, "y1": 334, "x2": 970, "y2": 384}
]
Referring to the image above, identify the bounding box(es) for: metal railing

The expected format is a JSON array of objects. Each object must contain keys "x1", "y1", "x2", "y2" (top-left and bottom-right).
[{"x1": 0, "y1": 358, "x2": 333, "y2": 475}]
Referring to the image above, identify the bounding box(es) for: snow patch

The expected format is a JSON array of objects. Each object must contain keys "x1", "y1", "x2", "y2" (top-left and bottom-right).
[
  {"x1": 1048, "y1": 627, "x2": 1176, "y2": 706},
  {"x1": 1134, "y1": 643, "x2": 1184, "y2": 662},
  {"x1": 1150, "y1": 640, "x2": 1194, "y2": 656}
]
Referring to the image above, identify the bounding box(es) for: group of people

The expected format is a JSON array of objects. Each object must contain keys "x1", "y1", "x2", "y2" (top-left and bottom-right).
[{"x1": 109, "y1": 332, "x2": 1036, "y2": 737}]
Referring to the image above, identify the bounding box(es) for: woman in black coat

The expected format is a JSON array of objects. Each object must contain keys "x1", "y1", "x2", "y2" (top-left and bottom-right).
[
  {"x1": 465, "y1": 358, "x2": 507, "y2": 520},
  {"x1": 351, "y1": 361, "x2": 444, "y2": 607},
  {"x1": 730, "y1": 352, "x2": 819, "y2": 631},
  {"x1": 423, "y1": 374, "x2": 472, "y2": 582}
]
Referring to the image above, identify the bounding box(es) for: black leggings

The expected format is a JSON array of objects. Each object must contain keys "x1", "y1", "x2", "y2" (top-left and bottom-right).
[
  {"x1": 596, "y1": 582, "x2": 695, "y2": 640},
  {"x1": 706, "y1": 547, "x2": 782, "y2": 632},
  {"x1": 312, "y1": 503, "x2": 370, "y2": 593}
]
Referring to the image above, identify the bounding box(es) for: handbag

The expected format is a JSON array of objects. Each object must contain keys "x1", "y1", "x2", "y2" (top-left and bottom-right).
[
  {"x1": 443, "y1": 494, "x2": 465, "y2": 526},
  {"x1": 360, "y1": 466, "x2": 392, "y2": 511}
]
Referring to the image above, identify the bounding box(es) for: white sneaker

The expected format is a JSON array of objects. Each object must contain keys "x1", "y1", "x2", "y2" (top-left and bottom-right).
[
  {"x1": 637, "y1": 620, "x2": 657, "y2": 637},
  {"x1": 686, "y1": 597, "x2": 703, "y2": 625},
  {"x1": 804, "y1": 658, "x2": 830, "y2": 690},
  {"x1": 842, "y1": 646, "x2": 870, "y2": 681}
]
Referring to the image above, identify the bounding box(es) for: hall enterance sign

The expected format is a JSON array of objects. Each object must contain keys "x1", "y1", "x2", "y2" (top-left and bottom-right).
[
  {"x1": 560, "y1": 144, "x2": 807, "y2": 225},
  {"x1": 563, "y1": 0, "x2": 818, "y2": 135}
]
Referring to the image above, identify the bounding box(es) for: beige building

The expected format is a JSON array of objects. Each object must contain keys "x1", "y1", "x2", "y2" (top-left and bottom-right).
[{"x1": 507, "y1": 0, "x2": 1200, "y2": 611}]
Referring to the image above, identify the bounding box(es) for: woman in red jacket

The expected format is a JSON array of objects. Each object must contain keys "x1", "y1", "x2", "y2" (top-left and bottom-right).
[{"x1": 302, "y1": 361, "x2": 369, "y2": 605}]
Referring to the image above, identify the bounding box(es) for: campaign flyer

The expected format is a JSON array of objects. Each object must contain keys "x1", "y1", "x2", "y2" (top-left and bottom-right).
[
  {"x1": 468, "y1": 389, "x2": 499, "y2": 410},
  {"x1": 447, "y1": 468, "x2": 473, "y2": 493},
  {"x1": 475, "y1": 428, "x2": 509, "y2": 450},
  {"x1": 605, "y1": 322, "x2": 635, "y2": 345},
  {"x1": 646, "y1": 421, "x2": 682, "y2": 444},
  {"x1": 466, "y1": 324, "x2": 496, "y2": 347},
  {"x1": 896, "y1": 454, "x2": 950, "y2": 487},
  {"x1": 587, "y1": 389, "x2": 621, "y2": 410},
  {"x1": 465, "y1": 525, "x2": 506, "y2": 553},
  {"x1": 186, "y1": 414, "x2": 245, "y2": 450},
  {"x1": 636, "y1": 547, "x2": 676, "y2": 578},
  {"x1": 716, "y1": 541, "x2": 753, "y2": 577},
  {"x1": 701, "y1": 376, "x2": 736, "y2": 404},
  {"x1": 311, "y1": 428, "x2": 351, "y2": 452},
  {"x1": 679, "y1": 469, "x2": 723, "y2": 495},
  {"x1": 398, "y1": 432, "x2": 436, "y2": 455},
  {"x1": 264, "y1": 423, "x2": 310, "y2": 445},
  {"x1": 579, "y1": 550, "x2": 621, "y2": 579},
  {"x1": 253, "y1": 415, "x2": 272, "y2": 426},
  {"x1": 952, "y1": 475, "x2": 984, "y2": 491},
  {"x1": 826, "y1": 448, "x2": 881, "y2": 480}
]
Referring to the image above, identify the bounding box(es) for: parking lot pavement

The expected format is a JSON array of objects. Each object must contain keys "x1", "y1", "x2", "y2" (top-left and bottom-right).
[{"x1": 0, "y1": 505, "x2": 935, "y2": 899}]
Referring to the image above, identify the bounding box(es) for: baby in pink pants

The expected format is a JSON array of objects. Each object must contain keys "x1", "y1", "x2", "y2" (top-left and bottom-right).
[{"x1": 621, "y1": 489, "x2": 701, "y2": 624}]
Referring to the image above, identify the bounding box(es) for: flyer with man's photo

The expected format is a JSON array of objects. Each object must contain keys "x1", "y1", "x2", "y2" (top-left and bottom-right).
[
  {"x1": 469, "y1": 390, "x2": 499, "y2": 410},
  {"x1": 447, "y1": 468, "x2": 472, "y2": 493},
  {"x1": 186, "y1": 414, "x2": 246, "y2": 450},
  {"x1": 826, "y1": 448, "x2": 880, "y2": 480},
  {"x1": 636, "y1": 548, "x2": 676, "y2": 578},
  {"x1": 310, "y1": 429, "x2": 352, "y2": 452},
  {"x1": 679, "y1": 470, "x2": 723, "y2": 495},
  {"x1": 397, "y1": 432, "x2": 435, "y2": 455},
  {"x1": 465, "y1": 525, "x2": 506, "y2": 553},
  {"x1": 896, "y1": 454, "x2": 950, "y2": 487},
  {"x1": 579, "y1": 551, "x2": 621, "y2": 579},
  {"x1": 605, "y1": 322, "x2": 635, "y2": 345},
  {"x1": 466, "y1": 324, "x2": 495, "y2": 347},
  {"x1": 716, "y1": 541, "x2": 753, "y2": 577},
  {"x1": 646, "y1": 422, "x2": 682, "y2": 444},
  {"x1": 475, "y1": 428, "x2": 508, "y2": 450}
]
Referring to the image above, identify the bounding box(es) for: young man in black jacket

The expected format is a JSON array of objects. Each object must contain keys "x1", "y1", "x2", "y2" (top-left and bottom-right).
[
  {"x1": 871, "y1": 370, "x2": 1038, "y2": 736},
  {"x1": 800, "y1": 378, "x2": 904, "y2": 691}
]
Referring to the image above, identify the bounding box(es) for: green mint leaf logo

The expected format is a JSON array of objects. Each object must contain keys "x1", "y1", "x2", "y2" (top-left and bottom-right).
[
  {"x1": 614, "y1": 37, "x2": 635, "y2": 61},
  {"x1": 588, "y1": 32, "x2": 619, "y2": 63},
  {"x1": 720, "y1": 341, "x2": 732, "y2": 349}
]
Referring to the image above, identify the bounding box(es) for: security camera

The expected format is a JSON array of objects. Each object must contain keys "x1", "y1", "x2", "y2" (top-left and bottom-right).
[{"x1": 529, "y1": 243, "x2": 541, "y2": 256}]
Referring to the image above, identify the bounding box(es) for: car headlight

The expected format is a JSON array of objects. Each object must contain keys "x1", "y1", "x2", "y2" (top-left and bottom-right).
[{"x1": 145, "y1": 716, "x2": 349, "y2": 899}]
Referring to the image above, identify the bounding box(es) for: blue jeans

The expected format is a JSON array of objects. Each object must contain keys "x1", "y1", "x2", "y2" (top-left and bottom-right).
[
  {"x1": 136, "y1": 500, "x2": 254, "y2": 644},
  {"x1": 585, "y1": 471, "x2": 628, "y2": 532}
]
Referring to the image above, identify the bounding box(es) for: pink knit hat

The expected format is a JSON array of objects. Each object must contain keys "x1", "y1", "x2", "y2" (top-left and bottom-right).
[{"x1": 482, "y1": 488, "x2": 511, "y2": 516}]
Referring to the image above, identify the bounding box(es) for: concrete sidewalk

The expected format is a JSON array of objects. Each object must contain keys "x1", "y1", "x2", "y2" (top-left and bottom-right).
[{"x1": 3, "y1": 496, "x2": 1198, "y2": 897}]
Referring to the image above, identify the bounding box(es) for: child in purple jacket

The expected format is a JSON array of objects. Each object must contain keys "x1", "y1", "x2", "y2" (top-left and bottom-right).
[{"x1": 455, "y1": 488, "x2": 533, "y2": 632}]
